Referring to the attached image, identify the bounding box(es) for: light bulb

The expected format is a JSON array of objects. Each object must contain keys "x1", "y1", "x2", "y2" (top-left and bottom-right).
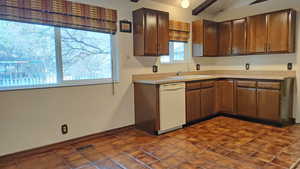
[{"x1": 181, "y1": 0, "x2": 190, "y2": 8}]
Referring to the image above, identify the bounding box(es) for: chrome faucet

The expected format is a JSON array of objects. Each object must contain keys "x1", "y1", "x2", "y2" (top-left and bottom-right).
[{"x1": 176, "y1": 71, "x2": 183, "y2": 76}]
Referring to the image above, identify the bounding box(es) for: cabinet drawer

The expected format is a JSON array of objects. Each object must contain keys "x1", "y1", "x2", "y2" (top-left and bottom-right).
[
  {"x1": 257, "y1": 82, "x2": 281, "y2": 90},
  {"x1": 237, "y1": 80, "x2": 257, "y2": 88},
  {"x1": 186, "y1": 82, "x2": 201, "y2": 90},
  {"x1": 217, "y1": 80, "x2": 234, "y2": 86},
  {"x1": 201, "y1": 81, "x2": 215, "y2": 88}
]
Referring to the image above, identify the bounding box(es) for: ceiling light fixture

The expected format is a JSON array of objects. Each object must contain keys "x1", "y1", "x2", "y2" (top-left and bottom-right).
[{"x1": 181, "y1": 0, "x2": 190, "y2": 8}]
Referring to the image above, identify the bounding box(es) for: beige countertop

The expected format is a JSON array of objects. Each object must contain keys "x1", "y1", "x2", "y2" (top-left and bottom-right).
[{"x1": 133, "y1": 71, "x2": 296, "y2": 85}]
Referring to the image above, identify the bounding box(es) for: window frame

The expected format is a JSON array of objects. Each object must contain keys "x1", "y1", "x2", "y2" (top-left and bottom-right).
[
  {"x1": 0, "y1": 20, "x2": 119, "y2": 92},
  {"x1": 160, "y1": 41, "x2": 187, "y2": 64}
]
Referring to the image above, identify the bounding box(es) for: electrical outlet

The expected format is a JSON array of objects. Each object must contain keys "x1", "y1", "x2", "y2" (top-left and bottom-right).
[
  {"x1": 61, "y1": 124, "x2": 68, "y2": 135},
  {"x1": 288, "y1": 63, "x2": 293, "y2": 70},
  {"x1": 245, "y1": 63, "x2": 250, "y2": 70},
  {"x1": 196, "y1": 64, "x2": 201, "y2": 71},
  {"x1": 152, "y1": 65, "x2": 158, "y2": 73}
]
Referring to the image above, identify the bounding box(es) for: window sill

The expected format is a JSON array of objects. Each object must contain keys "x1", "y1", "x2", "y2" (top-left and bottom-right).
[{"x1": 0, "y1": 79, "x2": 120, "y2": 92}]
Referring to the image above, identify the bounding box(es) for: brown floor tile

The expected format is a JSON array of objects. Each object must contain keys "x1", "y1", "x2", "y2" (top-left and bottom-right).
[
  {"x1": 95, "y1": 159, "x2": 123, "y2": 169},
  {"x1": 2, "y1": 117, "x2": 300, "y2": 169}
]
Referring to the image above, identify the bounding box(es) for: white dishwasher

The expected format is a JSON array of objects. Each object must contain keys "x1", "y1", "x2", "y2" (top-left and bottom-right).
[{"x1": 158, "y1": 83, "x2": 186, "y2": 134}]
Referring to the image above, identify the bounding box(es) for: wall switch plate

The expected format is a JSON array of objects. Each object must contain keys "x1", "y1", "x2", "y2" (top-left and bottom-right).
[
  {"x1": 152, "y1": 65, "x2": 158, "y2": 73},
  {"x1": 61, "y1": 124, "x2": 68, "y2": 135},
  {"x1": 196, "y1": 64, "x2": 201, "y2": 71},
  {"x1": 288, "y1": 63, "x2": 293, "y2": 70},
  {"x1": 245, "y1": 63, "x2": 250, "y2": 70}
]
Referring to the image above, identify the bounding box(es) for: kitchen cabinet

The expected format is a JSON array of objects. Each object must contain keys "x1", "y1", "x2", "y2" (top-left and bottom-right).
[
  {"x1": 267, "y1": 9, "x2": 296, "y2": 53},
  {"x1": 201, "y1": 86, "x2": 216, "y2": 117},
  {"x1": 192, "y1": 9, "x2": 296, "y2": 57},
  {"x1": 186, "y1": 81, "x2": 216, "y2": 123},
  {"x1": 237, "y1": 81, "x2": 257, "y2": 118},
  {"x1": 186, "y1": 89, "x2": 201, "y2": 123},
  {"x1": 134, "y1": 77, "x2": 294, "y2": 134},
  {"x1": 192, "y1": 20, "x2": 218, "y2": 57},
  {"x1": 257, "y1": 89, "x2": 280, "y2": 122},
  {"x1": 237, "y1": 84, "x2": 257, "y2": 118},
  {"x1": 247, "y1": 14, "x2": 267, "y2": 54},
  {"x1": 247, "y1": 9, "x2": 296, "y2": 54},
  {"x1": 216, "y1": 80, "x2": 234, "y2": 113},
  {"x1": 257, "y1": 82, "x2": 281, "y2": 122},
  {"x1": 232, "y1": 18, "x2": 247, "y2": 55},
  {"x1": 133, "y1": 8, "x2": 169, "y2": 56},
  {"x1": 218, "y1": 21, "x2": 232, "y2": 56}
]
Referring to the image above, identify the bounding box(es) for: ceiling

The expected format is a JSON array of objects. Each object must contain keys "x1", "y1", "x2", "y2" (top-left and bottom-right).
[{"x1": 150, "y1": 0, "x2": 259, "y2": 15}]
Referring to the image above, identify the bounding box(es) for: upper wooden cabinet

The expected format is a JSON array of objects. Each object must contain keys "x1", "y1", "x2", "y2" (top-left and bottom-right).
[
  {"x1": 192, "y1": 20, "x2": 219, "y2": 57},
  {"x1": 133, "y1": 8, "x2": 169, "y2": 56},
  {"x1": 247, "y1": 9, "x2": 296, "y2": 54},
  {"x1": 247, "y1": 14, "x2": 268, "y2": 54},
  {"x1": 232, "y1": 19, "x2": 247, "y2": 55},
  {"x1": 218, "y1": 21, "x2": 232, "y2": 56},
  {"x1": 267, "y1": 9, "x2": 296, "y2": 53},
  {"x1": 192, "y1": 9, "x2": 296, "y2": 57}
]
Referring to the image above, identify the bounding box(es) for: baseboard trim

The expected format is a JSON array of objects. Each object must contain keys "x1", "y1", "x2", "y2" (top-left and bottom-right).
[{"x1": 0, "y1": 125, "x2": 135, "y2": 162}]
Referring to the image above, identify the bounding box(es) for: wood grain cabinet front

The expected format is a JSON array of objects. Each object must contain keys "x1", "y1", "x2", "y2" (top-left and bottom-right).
[
  {"x1": 232, "y1": 18, "x2": 247, "y2": 55},
  {"x1": 237, "y1": 87, "x2": 257, "y2": 118},
  {"x1": 186, "y1": 81, "x2": 216, "y2": 123},
  {"x1": 133, "y1": 8, "x2": 169, "y2": 56},
  {"x1": 247, "y1": 14, "x2": 268, "y2": 54},
  {"x1": 218, "y1": 21, "x2": 232, "y2": 56},
  {"x1": 192, "y1": 20, "x2": 219, "y2": 57},
  {"x1": 257, "y1": 89, "x2": 281, "y2": 122},
  {"x1": 247, "y1": 9, "x2": 296, "y2": 54},
  {"x1": 186, "y1": 89, "x2": 201, "y2": 123},
  {"x1": 267, "y1": 9, "x2": 296, "y2": 53},
  {"x1": 201, "y1": 86, "x2": 216, "y2": 117},
  {"x1": 216, "y1": 80, "x2": 234, "y2": 114},
  {"x1": 192, "y1": 9, "x2": 296, "y2": 57}
]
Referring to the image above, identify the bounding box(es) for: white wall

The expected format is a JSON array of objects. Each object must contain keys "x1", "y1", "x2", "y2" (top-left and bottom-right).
[{"x1": 0, "y1": 0, "x2": 214, "y2": 156}]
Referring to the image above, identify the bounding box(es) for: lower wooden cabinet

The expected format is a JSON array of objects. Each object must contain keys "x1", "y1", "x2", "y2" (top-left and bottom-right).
[
  {"x1": 186, "y1": 89, "x2": 201, "y2": 123},
  {"x1": 216, "y1": 80, "x2": 234, "y2": 113},
  {"x1": 257, "y1": 89, "x2": 280, "y2": 121},
  {"x1": 186, "y1": 81, "x2": 216, "y2": 123},
  {"x1": 237, "y1": 87, "x2": 257, "y2": 118},
  {"x1": 201, "y1": 87, "x2": 216, "y2": 117}
]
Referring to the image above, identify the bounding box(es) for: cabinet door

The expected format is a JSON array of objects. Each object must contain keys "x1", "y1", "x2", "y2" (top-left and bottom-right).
[
  {"x1": 237, "y1": 87, "x2": 257, "y2": 118},
  {"x1": 267, "y1": 10, "x2": 291, "y2": 53},
  {"x1": 218, "y1": 21, "x2": 232, "y2": 56},
  {"x1": 232, "y1": 19, "x2": 247, "y2": 55},
  {"x1": 204, "y1": 21, "x2": 219, "y2": 56},
  {"x1": 144, "y1": 11, "x2": 158, "y2": 56},
  {"x1": 247, "y1": 14, "x2": 267, "y2": 54},
  {"x1": 157, "y1": 13, "x2": 169, "y2": 55},
  {"x1": 257, "y1": 89, "x2": 280, "y2": 122},
  {"x1": 216, "y1": 80, "x2": 234, "y2": 113},
  {"x1": 186, "y1": 89, "x2": 201, "y2": 123},
  {"x1": 201, "y1": 87, "x2": 216, "y2": 117}
]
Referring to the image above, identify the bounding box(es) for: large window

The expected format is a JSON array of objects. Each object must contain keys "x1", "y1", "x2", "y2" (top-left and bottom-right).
[
  {"x1": 0, "y1": 20, "x2": 116, "y2": 90},
  {"x1": 160, "y1": 42, "x2": 186, "y2": 64}
]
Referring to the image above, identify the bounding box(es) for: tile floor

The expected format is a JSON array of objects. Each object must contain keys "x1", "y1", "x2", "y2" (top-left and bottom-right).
[{"x1": 1, "y1": 117, "x2": 300, "y2": 169}]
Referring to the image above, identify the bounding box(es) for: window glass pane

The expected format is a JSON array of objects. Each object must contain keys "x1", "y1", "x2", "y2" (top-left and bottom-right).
[
  {"x1": 0, "y1": 20, "x2": 57, "y2": 88},
  {"x1": 160, "y1": 55, "x2": 171, "y2": 63},
  {"x1": 160, "y1": 42, "x2": 185, "y2": 64},
  {"x1": 173, "y1": 42, "x2": 185, "y2": 61},
  {"x1": 61, "y1": 28, "x2": 112, "y2": 81}
]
